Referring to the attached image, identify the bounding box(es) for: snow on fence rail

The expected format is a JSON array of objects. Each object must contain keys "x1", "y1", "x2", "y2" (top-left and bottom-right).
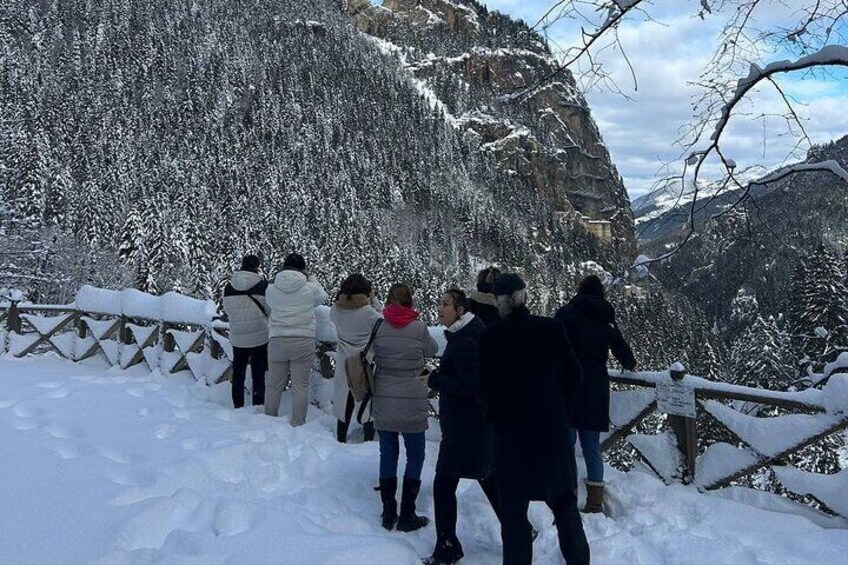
[
  {"x1": 604, "y1": 367, "x2": 848, "y2": 517},
  {"x1": 1, "y1": 287, "x2": 846, "y2": 518}
]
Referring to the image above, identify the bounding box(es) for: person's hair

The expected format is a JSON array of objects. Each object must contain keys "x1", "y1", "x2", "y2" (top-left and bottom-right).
[
  {"x1": 337, "y1": 274, "x2": 372, "y2": 300},
  {"x1": 241, "y1": 254, "x2": 261, "y2": 272},
  {"x1": 496, "y1": 289, "x2": 527, "y2": 318},
  {"x1": 387, "y1": 283, "x2": 414, "y2": 307},
  {"x1": 282, "y1": 252, "x2": 306, "y2": 272},
  {"x1": 578, "y1": 275, "x2": 605, "y2": 298},
  {"x1": 444, "y1": 288, "x2": 468, "y2": 313},
  {"x1": 476, "y1": 266, "x2": 502, "y2": 293}
]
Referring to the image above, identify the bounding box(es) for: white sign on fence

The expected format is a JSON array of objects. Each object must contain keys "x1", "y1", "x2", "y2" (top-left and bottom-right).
[{"x1": 656, "y1": 381, "x2": 697, "y2": 419}]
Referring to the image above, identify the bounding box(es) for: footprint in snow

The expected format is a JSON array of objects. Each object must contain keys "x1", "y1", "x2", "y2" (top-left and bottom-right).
[
  {"x1": 154, "y1": 424, "x2": 177, "y2": 440},
  {"x1": 45, "y1": 388, "x2": 72, "y2": 400},
  {"x1": 13, "y1": 418, "x2": 39, "y2": 431},
  {"x1": 43, "y1": 424, "x2": 85, "y2": 439},
  {"x1": 107, "y1": 466, "x2": 156, "y2": 488},
  {"x1": 48, "y1": 438, "x2": 88, "y2": 460},
  {"x1": 12, "y1": 404, "x2": 44, "y2": 419},
  {"x1": 99, "y1": 447, "x2": 141, "y2": 465}
]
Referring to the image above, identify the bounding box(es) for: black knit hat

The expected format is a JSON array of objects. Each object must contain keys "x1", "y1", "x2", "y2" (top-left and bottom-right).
[
  {"x1": 578, "y1": 275, "x2": 605, "y2": 298},
  {"x1": 492, "y1": 273, "x2": 526, "y2": 296},
  {"x1": 283, "y1": 253, "x2": 306, "y2": 272},
  {"x1": 241, "y1": 254, "x2": 261, "y2": 272}
]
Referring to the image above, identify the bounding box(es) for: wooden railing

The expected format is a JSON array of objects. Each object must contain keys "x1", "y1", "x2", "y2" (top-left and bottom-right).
[
  {"x1": 2, "y1": 289, "x2": 846, "y2": 518},
  {"x1": 601, "y1": 367, "x2": 847, "y2": 517}
]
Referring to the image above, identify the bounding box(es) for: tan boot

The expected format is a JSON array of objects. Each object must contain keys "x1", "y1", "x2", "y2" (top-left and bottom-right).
[{"x1": 582, "y1": 481, "x2": 605, "y2": 513}]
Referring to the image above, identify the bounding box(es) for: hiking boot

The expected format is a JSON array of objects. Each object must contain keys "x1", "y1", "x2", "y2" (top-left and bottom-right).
[
  {"x1": 582, "y1": 481, "x2": 605, "y2": 514},
  {"x1": 378, "y1": 477, "x2": 398, "y2": 530},
  {"x1": 423, "y1": 536, "x2": 464, "y2": 564},
  {"x1": 396, "y1": 477, "x2": 429, "y2": 532}
]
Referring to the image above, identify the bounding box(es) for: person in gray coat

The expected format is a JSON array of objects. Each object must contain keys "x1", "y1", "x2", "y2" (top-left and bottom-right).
[
  {"x1": 372, "y1": 283, "x2": 438, "y2": 532},
  {"x1": 265, "y1": 253, "x2": 328, "y2": 426},
  {"x1": 222, "y1": 255, "x2": 269, "y2": 409},
  {"x1": 330, "y1": 273, "x2": 382, "y2": 443}
]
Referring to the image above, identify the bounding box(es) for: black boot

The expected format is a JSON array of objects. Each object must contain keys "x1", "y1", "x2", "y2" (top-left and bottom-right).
[
  {"x1": 378, "y1": 478, "x2": 398, "y2": 530},
  {"x1": 424, "y1": 536, "x2": 464, "y2": 564},
  {"x1": 397, "y1": 477, "x2": 429, "y2": 532},
  {"x1": 363, "y1": 421, "x2": 376, "y2": 442},
  {"x1": 336, "y1": 419, "x2": 350, "y2": 443}
]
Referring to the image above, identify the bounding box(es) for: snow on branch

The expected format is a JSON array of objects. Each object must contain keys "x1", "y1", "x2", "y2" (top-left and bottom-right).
[
  {"x1": 751, "y1": 160, "x2": 848, "y2": 187},
  {"x1": 710, "y1": 45, "x2": 848, "y2": 143}
]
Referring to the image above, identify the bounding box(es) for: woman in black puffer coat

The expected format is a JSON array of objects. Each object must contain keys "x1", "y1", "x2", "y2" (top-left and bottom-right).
[
  {"x1": 555, "y1": 275, "x2": 636, "y2": 514},
  {"x1": 425, "y1": 289, "x2": 498, "y2": 565}
]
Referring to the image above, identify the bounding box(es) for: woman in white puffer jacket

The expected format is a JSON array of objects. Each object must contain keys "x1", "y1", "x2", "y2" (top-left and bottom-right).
[{"x1": 264, "y1": 253, "x2": 328, "y2": 426}]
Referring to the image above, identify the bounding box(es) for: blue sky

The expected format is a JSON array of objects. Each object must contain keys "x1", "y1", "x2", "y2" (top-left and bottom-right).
[{"x1": 478, "y1": 1, "x2": 848, "y2": 199}]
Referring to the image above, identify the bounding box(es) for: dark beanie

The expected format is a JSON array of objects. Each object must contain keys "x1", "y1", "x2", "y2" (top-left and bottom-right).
[
  {"x1": 283, "y1": 252, "x2": 306, "y2": 272},
  {"x1": 578, "y1": 275, "x2": 605, "y2": 298},
  {"x1": 241, "y1": 254, "x2": 261, "y2": 272},
  {"x1": 492, "y1": 273, "x2": 526, "y2": 296}
]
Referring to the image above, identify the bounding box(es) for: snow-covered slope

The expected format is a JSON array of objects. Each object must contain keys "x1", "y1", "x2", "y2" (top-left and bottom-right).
[{"x1": 2, "y1": 356, "x2": 847, "y2": 564}]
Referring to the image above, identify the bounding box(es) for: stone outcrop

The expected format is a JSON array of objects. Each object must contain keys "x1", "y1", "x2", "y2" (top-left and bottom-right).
[{"x1": 347, "y1": 0, "x2": 637, "y2": 260}]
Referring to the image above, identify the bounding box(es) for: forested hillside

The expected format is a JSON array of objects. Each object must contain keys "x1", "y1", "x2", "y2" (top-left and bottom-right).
[{"x1": 0, "y1": 0, "x2": 616, "y2": 314}]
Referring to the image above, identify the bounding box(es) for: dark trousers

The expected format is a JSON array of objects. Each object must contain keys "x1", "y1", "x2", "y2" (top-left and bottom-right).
[
  {"x1": 231, "y1": 343, "x2": 267, "y2": 408},
  {"x1": 434, "y1": 473, "x2": 501, "y2": 542},
  {"x1": 500, "y1": 489, "x2": 590, "y2": 565}
]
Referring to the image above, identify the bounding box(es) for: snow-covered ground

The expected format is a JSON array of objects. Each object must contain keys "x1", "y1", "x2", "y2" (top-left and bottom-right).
[{"x1": 2, "y1": 355, "x2": 848, "y2": 564}]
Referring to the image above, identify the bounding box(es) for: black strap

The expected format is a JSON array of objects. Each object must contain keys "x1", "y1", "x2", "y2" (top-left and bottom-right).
[
  {"x1": 248, "y1": 295, "x2": 268, "y2": 318},
  {"x1": 363, "y1": 318, "x2": 383, "y2": 356},
  {"x1": 356, "y1": 392, "x2": 372, "y2": 425},
  {"x1": 355, "y1": 319, "x2": 383, "y2": 425}
]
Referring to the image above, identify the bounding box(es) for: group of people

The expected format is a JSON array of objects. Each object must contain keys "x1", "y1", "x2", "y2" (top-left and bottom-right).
[{"x1": 223, "y1": 254, "x2": 636, "y2": 565}]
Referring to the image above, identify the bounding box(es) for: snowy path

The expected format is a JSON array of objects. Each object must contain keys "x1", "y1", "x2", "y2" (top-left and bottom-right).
[{"x1": 1, "y1": 356, "x2": 847, "y2": 564}]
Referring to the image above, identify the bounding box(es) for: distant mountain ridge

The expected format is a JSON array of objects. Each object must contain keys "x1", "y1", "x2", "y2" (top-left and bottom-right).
[{"x1": 637, "y1": 134, "x2": 848, "y2": 333}]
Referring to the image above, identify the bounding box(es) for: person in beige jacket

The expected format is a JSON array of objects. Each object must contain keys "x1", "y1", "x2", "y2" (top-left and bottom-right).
[
  {"x1": 264, "y1": 253, "x2": 328, "y2": 426},
  {"x1": 330, "y1": 273, "x2": 382, "y2": 443}
]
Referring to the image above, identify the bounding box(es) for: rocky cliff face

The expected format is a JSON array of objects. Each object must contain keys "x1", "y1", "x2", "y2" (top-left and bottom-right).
[{"x1": 347, "y1": 0, "x2": 637, "y2": 261}]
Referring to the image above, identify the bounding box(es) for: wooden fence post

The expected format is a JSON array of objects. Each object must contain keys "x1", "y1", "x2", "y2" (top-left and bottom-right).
[
  {"x1": 7, "y1": 300, "x2": 21, "y2": 333},
  {"x1": 667, "y1": 363, "x2": 697, "y2": 482},
  {"x1": 76, "y1": 315, "x2": 87, "y2": 339},
  {"x1": 118, "y1": 315, "x2": 130, "y2": 344},
  {"x1": 162, "y1": 323, "x2": 175, "y2": 353}
]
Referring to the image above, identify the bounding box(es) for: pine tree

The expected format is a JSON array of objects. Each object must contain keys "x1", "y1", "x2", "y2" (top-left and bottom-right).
[
  {"x1": 729, "y1": 315, "x2": 792, "y2": 390},
  {"x1": 789, "y1": 244, "x2": 848, "y2": 370}
]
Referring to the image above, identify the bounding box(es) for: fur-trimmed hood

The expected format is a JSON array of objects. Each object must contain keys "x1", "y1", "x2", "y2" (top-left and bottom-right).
[
  {"x1": 334, "y1": 293, "x2": 370, "y2": 310},
  {"x1": 469, "y1": 290, "x2": 497, "y2": 307}
]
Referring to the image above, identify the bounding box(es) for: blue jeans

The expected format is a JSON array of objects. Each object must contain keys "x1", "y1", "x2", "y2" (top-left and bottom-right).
[
  {"x1": 569, "y1": 429, "x2": 603, "y2": 483},
  {"x1": 378, "y1": 431, "x2": 426, "y2": 480}
]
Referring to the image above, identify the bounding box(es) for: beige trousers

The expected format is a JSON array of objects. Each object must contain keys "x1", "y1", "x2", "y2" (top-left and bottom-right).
[{"x1": 265, "y1": 336, "x2": 314, "y2": 426}]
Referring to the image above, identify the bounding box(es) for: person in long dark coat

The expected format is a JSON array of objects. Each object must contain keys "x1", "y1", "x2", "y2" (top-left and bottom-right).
[
  {"x1": 425, "y1": 289, "x2": 498, "y2": 565},
  {"x1": 467, "y1": 266, "x2": 501, "y2": 328},
  {"x1": 480, "y1": 273, "x2": 590, "y2": 565},
  {"x1": 554, "y1": 275, "x2": 636, "y2": 514}
]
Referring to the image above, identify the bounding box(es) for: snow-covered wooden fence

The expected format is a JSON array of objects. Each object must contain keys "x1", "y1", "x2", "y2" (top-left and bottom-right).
[
  {"x1": 0, "y1": 286, "x2": 236, "y2": 383},
  {"x1": 604, "y1": 366, "x2": 848, "y2": 517},
  {"x1": 2, "y1": 286, "x2": 846, "y2": 517},
  {"x1": 0, "y1": 286, "x2": 340, "y2": 386}
]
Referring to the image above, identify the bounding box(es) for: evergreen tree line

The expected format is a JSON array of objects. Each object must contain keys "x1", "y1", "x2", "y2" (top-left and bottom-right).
[{"x1": 0, "y1": 0, "x2": 607, "y2": 313}]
